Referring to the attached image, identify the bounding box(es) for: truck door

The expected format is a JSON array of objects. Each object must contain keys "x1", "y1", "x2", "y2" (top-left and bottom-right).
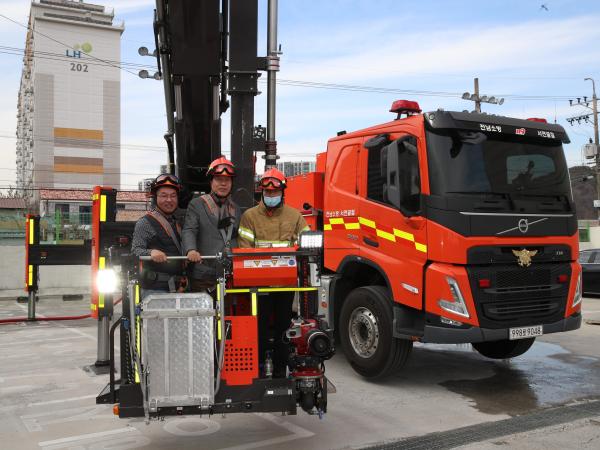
[{"x1": 358, "y1": 134, "x2": 427, "y2": 310}]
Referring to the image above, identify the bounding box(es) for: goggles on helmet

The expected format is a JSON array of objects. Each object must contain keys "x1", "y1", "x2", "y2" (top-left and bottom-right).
[
  {"x1": 211, "y1": 164, "x2": 235, "y2": 177},
  {"x1": 151, "y1": 173, "x2": 181, "y2": 193},
  {"x1": 155, "y1": 173, "x2": 180, "y2": 185},
  {"x1": 259, "y1": 177, "x2": 284, "y2": 189}
]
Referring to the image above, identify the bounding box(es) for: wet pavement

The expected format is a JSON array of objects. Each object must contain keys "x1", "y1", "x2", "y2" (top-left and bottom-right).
[{"x1": 1, "y1": 296, "x2": 599, "y2": 449}]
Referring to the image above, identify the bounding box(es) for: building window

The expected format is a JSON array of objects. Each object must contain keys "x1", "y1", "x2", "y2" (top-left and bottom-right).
[
  {"x1": 79, "y1": 205, "x2": 92, "y2": 225},
  {"x1": 55, "y1": 203, "x2": 70, "y2": 222}
]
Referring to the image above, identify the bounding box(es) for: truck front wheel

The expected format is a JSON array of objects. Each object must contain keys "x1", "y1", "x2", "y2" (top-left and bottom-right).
[
  {"x1": 472, "y1": 338, "x2": 535, "y2": 359},
  {"x1": 339, "y1": 286, "x2": 412, "y2": 379}
]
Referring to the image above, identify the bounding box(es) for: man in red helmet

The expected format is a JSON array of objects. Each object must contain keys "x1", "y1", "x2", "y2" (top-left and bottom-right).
[
  {"x1": 238, "y1": 168, "x2": 311, "y2": 376},
  {"x1": 131, "y1": 173, "x2": 185, "y2": 296},
  {"x1": 182, "y1": 157, "x2": 241, "y2": 291}
]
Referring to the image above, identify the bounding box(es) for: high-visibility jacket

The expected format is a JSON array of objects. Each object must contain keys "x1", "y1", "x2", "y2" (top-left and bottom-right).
[{"x1": 238, "y1": 201, "x2": 310, "y2": 248}]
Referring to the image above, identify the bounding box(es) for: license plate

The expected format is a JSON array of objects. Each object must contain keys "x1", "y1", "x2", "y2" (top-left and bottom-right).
[{"x1": 509, "y1": 325, "x2": 543, "y2": 340}]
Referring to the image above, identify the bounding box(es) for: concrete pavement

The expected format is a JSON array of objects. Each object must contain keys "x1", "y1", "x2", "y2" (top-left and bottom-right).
[{"x1": 0, "y1": 296, "x2": 599, "y2": 450}]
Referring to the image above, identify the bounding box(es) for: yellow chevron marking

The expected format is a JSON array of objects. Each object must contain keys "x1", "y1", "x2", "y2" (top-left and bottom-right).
[
  {"x1": 415, "y1": 242, "x2": 427, "y2": 253},
  {"x1": 376, "y1": 228, "x2": 396, "y2": 242},
  {"x1": 394, "y1": 229, "x2": 415, "y2": 242},
  {"x1": 358, "y1": 217, "x2": 376, "y2": 228}
]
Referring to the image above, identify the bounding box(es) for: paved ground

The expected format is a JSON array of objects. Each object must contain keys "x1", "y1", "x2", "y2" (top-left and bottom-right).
[{"x1": 1, "y1": 295, "x2": 599, "y2": 450}]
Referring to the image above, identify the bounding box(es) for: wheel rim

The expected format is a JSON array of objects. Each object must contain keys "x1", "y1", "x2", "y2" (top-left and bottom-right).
[{"x1": 348, "y1": 306, "x2": 379, "y2": 358}]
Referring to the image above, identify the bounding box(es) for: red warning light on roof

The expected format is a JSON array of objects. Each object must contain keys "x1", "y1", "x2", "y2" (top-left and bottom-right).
[
  {"x1": 526, "y1": 118, "x2": 548, "y2": 123},
  {"x1": 390, "y1": 100, "x2": 422, "y2": 115}
]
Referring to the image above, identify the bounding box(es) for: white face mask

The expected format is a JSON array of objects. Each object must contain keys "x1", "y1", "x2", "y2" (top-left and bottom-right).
[{"x1": 263, "y1": 194, "x2": 282, "y2": 208}]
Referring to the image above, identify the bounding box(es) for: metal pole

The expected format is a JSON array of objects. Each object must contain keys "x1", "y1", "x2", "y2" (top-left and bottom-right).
[
  {"x1": 155, "y1": 0, "x2": 176, "y2": 173},
  {"x1": 474, "y1": 77, "x2": 481, "y2": 113},
  {"x1": 27, "y1": 290, "x2": 35, "y2": 321},
  {"x1": 265, "y1": 0, "x2": 279, "y2": 169},
  {"x1": 96, "y1": 315, "x2": 110, "y2": 366}
]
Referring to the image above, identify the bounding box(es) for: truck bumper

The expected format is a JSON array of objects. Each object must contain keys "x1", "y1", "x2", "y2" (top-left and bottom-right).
[{"x1": 421, "y1": 313, "x2": 582, "y2": 344}]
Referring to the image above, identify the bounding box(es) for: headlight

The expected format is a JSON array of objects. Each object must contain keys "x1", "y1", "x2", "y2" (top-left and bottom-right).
[
  {"x1": 438, "y1": 276, "x2": 470, "y2": 318},
  {"x1": 299, "y1": 231, "x2": 323, "y2": 249},
  {"x1": 572, "y1": 273, "x2": 582, "y2": 308},
  {"x1": 97, "y1": 268, "x2": 119, "y2": 294}
]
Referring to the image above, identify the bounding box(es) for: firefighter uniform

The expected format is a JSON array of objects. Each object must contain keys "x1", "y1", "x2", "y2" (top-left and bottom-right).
[
  {"x1": 237, "y1": 203, "x2": 309, "y2": 248},
  {"x1": 238, "y1": 170, "x2": 310, "y2": 376}
]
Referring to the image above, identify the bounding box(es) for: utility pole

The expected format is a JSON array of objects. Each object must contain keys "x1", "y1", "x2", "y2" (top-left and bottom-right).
[
  {"x1": 461, "y1": 77, "x2": 504, "y2": 112},
  {"x1": 567, "y1": 78, "x2": 600, "y2": 217},
  {"x1": 474, "y1": 77, "x2": 481, "y2": 113},
  {"x1": 587, "y1": 77, "x2": 600, "y2": 217},
  {"x1": 585, "y1": 78, "x2": 599, "y2": 149}
]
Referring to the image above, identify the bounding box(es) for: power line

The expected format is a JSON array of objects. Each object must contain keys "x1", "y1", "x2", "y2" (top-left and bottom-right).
[
  {"x1": 0, "y1": 45, "x2": 157, "y2": 71},
  {"x1": 0, "y1": 13, "x2": 140, "y2": 78},
  {"x1": 0, "y1": 133, "x2": 316, "y2": 157},
  {"x1": 0, "y1": 133, "x2": 168, "y2": 152},
  {"x1": 0, "y1": 40, "x2": 582, "y2": 102}
]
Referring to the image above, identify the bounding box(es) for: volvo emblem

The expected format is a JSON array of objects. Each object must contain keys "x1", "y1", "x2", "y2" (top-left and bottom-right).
[
  {"x1": 496, "y1": 217, "x2": 548, "y2": 236},
  {"x1": 518, "y1": 219, "x2": 529, "y2": 233},
  {"x1": 512, "y1": 248, "x2": 538, "y2": 267}
]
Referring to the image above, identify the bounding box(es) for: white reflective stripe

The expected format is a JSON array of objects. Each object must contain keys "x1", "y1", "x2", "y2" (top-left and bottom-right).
[
  {"x1": 255, "y1": 240, "x2": 291, "y2": 248},
  {"x1": 238, "y1": 227, "x2": 255, "y2": 240}
]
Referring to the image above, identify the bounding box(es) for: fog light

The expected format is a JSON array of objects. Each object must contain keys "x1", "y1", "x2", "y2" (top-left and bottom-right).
[
  {"x1": 438, "y1": 276, "x2": 470, "y2": 318},
  {"x1": 440, "y1": 316, "x2": 463, "y2": 327}
]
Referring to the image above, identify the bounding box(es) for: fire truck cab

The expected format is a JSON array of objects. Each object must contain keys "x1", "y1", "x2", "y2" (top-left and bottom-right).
[{"x1": 288, "y1": 101, "x2": 582, "y2": 379}]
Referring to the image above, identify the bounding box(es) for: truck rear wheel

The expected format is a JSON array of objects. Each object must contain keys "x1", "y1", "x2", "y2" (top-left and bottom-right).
[
  {"x1": 472, "y1": 338, "x2": 535, "y2": 359},
  {"x1": 339, "y1": 286, "x2": 412, "y2": 379}
]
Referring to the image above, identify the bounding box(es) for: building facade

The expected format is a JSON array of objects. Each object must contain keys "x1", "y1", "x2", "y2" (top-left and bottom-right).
[
  {"x1": 16, "y1": 0, "x2": 124, "y2": 210},
  {"x1": 276, "y1": 160, "x2": 316, "y2": 178}
]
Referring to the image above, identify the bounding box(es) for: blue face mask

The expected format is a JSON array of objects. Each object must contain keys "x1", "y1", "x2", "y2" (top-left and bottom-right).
[{"x1": 263, "y1": 194, "x2": 282, "y2": 208}]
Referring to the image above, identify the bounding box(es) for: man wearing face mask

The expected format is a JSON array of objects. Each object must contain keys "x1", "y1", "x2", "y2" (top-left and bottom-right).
[
  {"x1": 183, "y1": 157, "x2": 241, "y2": 292},
  {"x1": 238, "y1": 168, "x2": 310, "y2": 376},
  {"x1": 131, "y1": 173, "x2": 185, "y2": 297}
]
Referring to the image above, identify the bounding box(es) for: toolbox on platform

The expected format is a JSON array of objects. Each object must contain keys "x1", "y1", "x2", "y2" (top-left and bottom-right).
[{"x1": 141, "y1": 293, "x2": 215, "y2": 410}]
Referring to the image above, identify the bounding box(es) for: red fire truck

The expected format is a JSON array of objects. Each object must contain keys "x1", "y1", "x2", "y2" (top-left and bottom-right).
[{"x1": 287, "y1": 100, "x2": 582, "y2": 379}]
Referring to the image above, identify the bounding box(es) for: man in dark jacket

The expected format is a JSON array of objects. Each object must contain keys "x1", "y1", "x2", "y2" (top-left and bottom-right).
[
  {"x1": 182, "y1": 157, "x2": 241, "y2": 291},
  {"x1": 131, "y1": 174, "x2": 184, "y2": 297}
]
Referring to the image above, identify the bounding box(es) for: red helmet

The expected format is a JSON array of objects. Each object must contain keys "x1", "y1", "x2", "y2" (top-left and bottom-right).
[
  {"x1": 259, "y1": 168, "x2": 287, "y2": 190},
  {"x1": 207, "y1": 156, "x2": 236, "y2": 177},
  {"x1": 150, "y1": 173, "x2": 181, "y2": 194}
]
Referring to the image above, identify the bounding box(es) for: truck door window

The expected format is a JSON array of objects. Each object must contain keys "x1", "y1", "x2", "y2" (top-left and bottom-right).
[
  {"x1": 366, "y1": 135, "x2": 421, "y2": 215},
  {"x1": 367, "y1": 143, "x2": 386, "y2": 202}
]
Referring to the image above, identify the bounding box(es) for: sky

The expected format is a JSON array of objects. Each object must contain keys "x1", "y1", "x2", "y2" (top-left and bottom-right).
[{"x1": 1, "y1": 0, "x2": 600, "y2": 190}]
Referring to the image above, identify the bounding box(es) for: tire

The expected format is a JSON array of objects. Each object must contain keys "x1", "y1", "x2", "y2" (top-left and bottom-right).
[
  {"x1": 339, "y1": 286, "x2": 412, "y2": 379},
  {"x1": 472, "y1": 338, "x2": 535, "y2": 359}
]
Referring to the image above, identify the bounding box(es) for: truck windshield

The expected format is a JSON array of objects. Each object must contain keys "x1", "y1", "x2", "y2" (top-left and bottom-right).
[{"x1": 425, "y1": 128, "x2": 571, "y2": 198}]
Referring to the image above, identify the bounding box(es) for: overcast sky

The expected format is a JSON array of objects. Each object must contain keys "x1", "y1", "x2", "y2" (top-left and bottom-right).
[{"x1": 1, "y1": 0, "x2": 600, "y2": 190}]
